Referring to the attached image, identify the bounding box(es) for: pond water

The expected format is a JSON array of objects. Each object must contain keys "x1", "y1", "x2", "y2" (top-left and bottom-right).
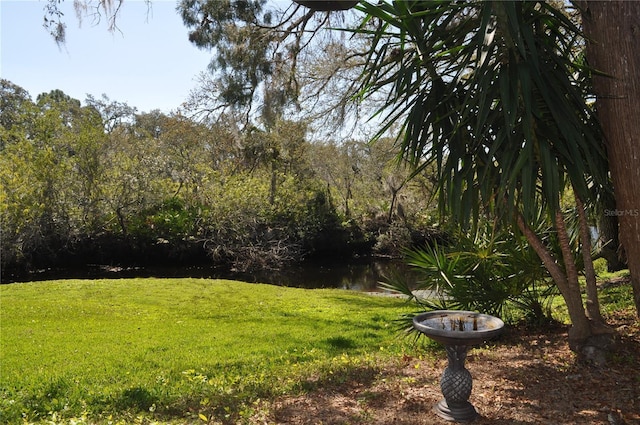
[{"x1": 2, "y1": 258, "x2": 419, "y2": 292}]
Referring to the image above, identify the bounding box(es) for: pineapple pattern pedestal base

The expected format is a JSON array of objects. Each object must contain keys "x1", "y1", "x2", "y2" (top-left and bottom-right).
[{"x1": 434, "y1": 345, "x2": 478, "y2": 422}]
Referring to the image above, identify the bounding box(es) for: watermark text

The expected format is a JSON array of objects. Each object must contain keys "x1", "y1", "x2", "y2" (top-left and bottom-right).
[{"x1": 604, "y1": 209, "x2": 639, "y2": 217}]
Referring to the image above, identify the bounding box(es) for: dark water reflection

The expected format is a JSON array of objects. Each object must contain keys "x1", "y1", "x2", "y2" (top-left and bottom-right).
[
  {"x1": 3, "y1": 258, "x2": 418, "y2": 292},
  {"x1": 231, "y1": 258, "x2": 419, "y2": 291}
]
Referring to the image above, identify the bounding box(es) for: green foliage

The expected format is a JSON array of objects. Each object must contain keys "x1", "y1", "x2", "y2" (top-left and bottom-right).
[
  {"x1": 179, "y1": 0, "x2": 273, "y2": 108},
  {"x1": 177, "y1": 1, "x2": 360, "y2": 128},
  {"x1": 592, "y1": 257, "x2": 608, "y2": 276},
  {"x1": 0, "y1": 278, "x2": 414, "y2": 424},
  {"x1": 1, "y1": 81, "x2": 439, "y2": 273},
  {"x1": 128, "y1": 198, "x2": 200, "y2": 241},
  {"x1": 381, "y1": 220, "x2": 556, "y2": 324},
  {"x1": 1, "y1": 79, "x2": 35, "y2": 133},
  {"x1": 0, "y1": 94, "x2": 81, "y2": 265},
  {"x1": 199, "y1": 171, "x2": 342, "y2": 271},
  {"x1": 354, "y1": 1, "x2": 609, "y2": 227}
]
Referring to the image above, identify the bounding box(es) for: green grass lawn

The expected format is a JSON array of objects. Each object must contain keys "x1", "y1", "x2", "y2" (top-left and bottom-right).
[{"x1": 0, "y1": 278, "x2": 417, "y2": 424}]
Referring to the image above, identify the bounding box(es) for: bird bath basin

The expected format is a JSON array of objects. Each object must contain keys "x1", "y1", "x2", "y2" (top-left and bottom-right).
[{"x1": 413, "y1": 310, "x2": 504, "y2": 422}]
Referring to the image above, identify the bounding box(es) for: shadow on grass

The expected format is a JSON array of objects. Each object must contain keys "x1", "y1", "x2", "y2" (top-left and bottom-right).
[{"x1": 116, "y1": 387, "x2": 158, "y2": 411}]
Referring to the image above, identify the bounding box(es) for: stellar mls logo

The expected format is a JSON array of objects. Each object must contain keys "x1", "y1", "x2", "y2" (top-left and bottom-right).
[{"x1": 604, "y1": 209, "x2": 640, "y2": 217}]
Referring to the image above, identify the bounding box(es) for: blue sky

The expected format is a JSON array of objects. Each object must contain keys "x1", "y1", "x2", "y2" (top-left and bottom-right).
[{"x1": 1, "y1": 0, "x2": 214, "y2": 113}]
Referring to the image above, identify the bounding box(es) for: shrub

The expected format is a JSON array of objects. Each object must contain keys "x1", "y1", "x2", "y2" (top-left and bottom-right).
[
  {"x1": 381, "y1": 221, "x2": 557, "y2": 324},
  {"x1": 199, "y1": 172, "x2": 344, "y2": 272}
]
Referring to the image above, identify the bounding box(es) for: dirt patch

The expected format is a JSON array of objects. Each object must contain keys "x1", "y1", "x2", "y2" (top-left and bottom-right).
[{"x1": 259, "y1": 309, "x2": 640, "y2": 425}]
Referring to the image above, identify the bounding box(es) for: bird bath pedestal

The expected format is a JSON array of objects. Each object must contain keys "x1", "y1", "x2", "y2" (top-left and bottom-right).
[{"x1": 413, "y1": 311, "x2": 504, "y2": 422}]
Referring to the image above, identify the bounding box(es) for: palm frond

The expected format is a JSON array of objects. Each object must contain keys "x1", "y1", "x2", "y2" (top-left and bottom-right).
[{"x1": 351, "y1": 0, "x2": 608, "y2": 229}]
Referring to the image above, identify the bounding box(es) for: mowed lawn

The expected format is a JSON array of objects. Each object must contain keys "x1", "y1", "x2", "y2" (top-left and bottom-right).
[{"x1": 0, "y1": 278, "x2": 416, "y2": 424}]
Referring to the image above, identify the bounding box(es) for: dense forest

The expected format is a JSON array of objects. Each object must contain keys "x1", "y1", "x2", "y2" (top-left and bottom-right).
[{"x1": 0, "y1": 78, "x2": 440, "y2": 280}]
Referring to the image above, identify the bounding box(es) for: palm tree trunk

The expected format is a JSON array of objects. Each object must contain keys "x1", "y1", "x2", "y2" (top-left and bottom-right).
[
  {"x1": 516, "y1": 212, "x2": 591, "y2": 344},
  {"x1": 575, "y1": 194, "x2": 604, "y2": 323}
]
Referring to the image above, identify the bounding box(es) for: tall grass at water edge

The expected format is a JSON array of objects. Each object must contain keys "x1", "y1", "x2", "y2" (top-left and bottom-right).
[{"x1": 0, "y1": 278, "x2": 416, "y2": 424}]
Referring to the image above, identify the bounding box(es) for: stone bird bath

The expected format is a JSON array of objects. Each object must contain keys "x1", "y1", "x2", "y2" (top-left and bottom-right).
[{"x1": 413, "y1": 310, "x2": 504, "y2": 422}]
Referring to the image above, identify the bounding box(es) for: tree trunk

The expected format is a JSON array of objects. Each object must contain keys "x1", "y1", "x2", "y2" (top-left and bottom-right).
[
  {"x1": 581, "y1": 1, "x2": 640, "y2": 318},
  {"x1": 388, "y1": 189, "x2": 398, "y2": 223},
  {"x1": 516, "y1": 212, "x2": 613, "y2": 364},
  {"x1": 596, "y1": 192, "x2": 626, "y2": 272},
  {"x1": 269, "y1": 161, "x2": 277, "y2": 205},
  {"x1": 516, "y1": 213, "x2": 591, "y2": 342},
  {"x1": 552, "y1": 210, "x2": 596, "y2": 347},
  {"x1": 575, "y1": 195, "x2": 604, "y2": 324},
  {"x1": 116, "y1": 207, "x2": 128, "y2": 238}
]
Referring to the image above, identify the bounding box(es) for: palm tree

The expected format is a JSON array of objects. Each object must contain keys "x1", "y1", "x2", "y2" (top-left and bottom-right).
[
  {"x1": 168, "y1": 0, "x2": 617, "y2": 360},
  {"x1": 353, "y1": 0, "x2": 612, "y2": 363}
]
